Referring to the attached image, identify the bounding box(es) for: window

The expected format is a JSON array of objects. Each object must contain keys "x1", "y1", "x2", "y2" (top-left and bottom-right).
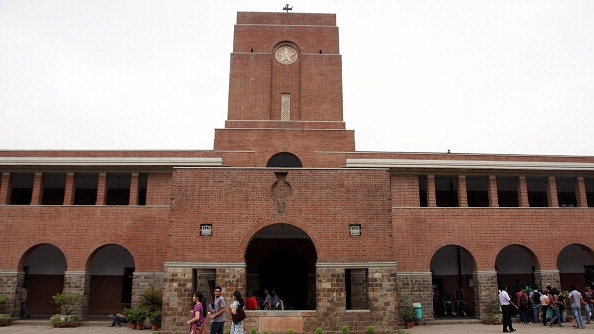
[
  {"x1": 8, "y1": 173, "x2": 34, "y2": 204},
  {"x1": 105, "y1": 173, "x2": 131, "y2": 205},
  {"x1": 466, "y1": 176, "x2": 489, "y2": 207},
  {"x1": 556, "y1": 177, "x2": 577, "y2": 207},
  {"x1": 435, "y1": 176, "x2": 458, "y2": 207},
  {"x1": 527, "y1": 177, "x2": 548, "y2": 207},
  {"x1": 73, "y1": 173, "x2": 98, "y2": 205},
  {"x1": 497, "y1": 176, "x2": 519, "y2": 207},
  {"x1": 281, "y1": 93, "x2": 290, "y2": 121},
  {"x1": 266, "y1": 152, "x2": 303, "y2": 167},
  {"x1": 346, "y1": 268, "x2": 368, "y2": 310},
  {"x1": 42, "y1": 173, "x2": 66, "y2": 205}
]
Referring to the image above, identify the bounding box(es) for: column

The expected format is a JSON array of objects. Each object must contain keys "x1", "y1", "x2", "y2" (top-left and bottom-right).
[
  {"x1": 129, "y1": 173, "x2": 139, "y2": 205},
  {"x1": 63, "y1": 271, "x2": 91, "y2": 319},
  {"x1": 64, "y1": 173, "x2": 75, "y2": 205},
  {"x1": 458, "y1": 175, "x2": 468, "y2": 207},
  {"x1": 427, "y1": 175, "x2": 436, "y2": 207},
  {"x1": 96, "y1": 173, "x2": 106, "y2": 205},
  {"x1": 473, "y1": 271, "x2": 498, "y2": 319},
  {"x1": 488, "y1": 175, "x2": 499, "y2": 207},
  {"x1": 0, "y1": 172, "x2": 9, "y2": 204},
  {"x1": 518, "y1": 176, "x2": 529, "y2": 207},
  {"x1": 547, "y1": 176, "x2": 558, "y2": 207},
  {"x1": 534, "y1": 270, "x2": 560, "y2": 292},
  {"x1": 31, "y1": 172, "x2": 43, "y2": 205},
  {"x1": 576, "y1": 177, "x2": 588, "y2": 208}
]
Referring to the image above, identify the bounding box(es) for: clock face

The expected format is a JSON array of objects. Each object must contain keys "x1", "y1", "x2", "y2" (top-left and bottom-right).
[{"x1": 275, "y1": 46, "x2": 297, "y2": 64}]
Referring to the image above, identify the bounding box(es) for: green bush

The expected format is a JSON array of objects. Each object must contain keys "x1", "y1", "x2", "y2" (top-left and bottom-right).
[
  {"x1": 250, "y1": 328, "x2": 258, "y2": 334},
  {"x1": 366, "y1": 326, "x2": 375, "y2": 334},
  {"x1": 341, "y1": 326, "x2": 350, "y2": 334},
  {"x1": 287, "y1": 330, "x2": 294, "y2": 334},
  {"x1": 314, "y1": 327, "x2": 323, "y2": 334},
  {"x1": 138, "y1": 287, "x2": 163, "y2": 313},
  {"x1": 51, "y1": 293, "x2": 86, "y2": 315}
]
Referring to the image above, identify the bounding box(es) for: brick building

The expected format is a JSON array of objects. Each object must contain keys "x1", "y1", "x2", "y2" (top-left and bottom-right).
[{"x1": 1, "y1": 11, "x2": 594, "y2": 333}]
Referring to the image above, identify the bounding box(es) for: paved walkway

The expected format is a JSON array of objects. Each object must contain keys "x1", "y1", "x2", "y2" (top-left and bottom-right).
[{"x1": 0, "y1": 319, "x2": 592, "y2": 334}]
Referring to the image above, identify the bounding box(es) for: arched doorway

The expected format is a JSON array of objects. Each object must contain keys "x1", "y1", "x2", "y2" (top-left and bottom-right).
[
  {"x1": 558, "y1": 244, "x2": 594, "y2": 289},
  {"x1": 430, "y1": 245, "x2": 476, "y2": 318},
  {"x1": 20, "y1": 244, "x2": 67, "y2": 316},
  {"x1": 495, "y1": 245, "x2": 537, "y2": 291},
  {"x1": 87, "y1": 244, "x2": 135, "y2": 315},
  {"x1": 245, "y1": 224, "x2": 316, "y2": 310}
]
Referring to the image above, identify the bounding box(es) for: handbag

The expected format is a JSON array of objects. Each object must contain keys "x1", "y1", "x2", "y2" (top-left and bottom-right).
[
  {"x1": 232, "y1": 306, "x2": 246, "y2": 324},
  {"x1": 545, "y1": 307, "x2": 553, "y2": 321},
  {"x1": 189, "y1": 321, "x2": 206, "y2": 334}
]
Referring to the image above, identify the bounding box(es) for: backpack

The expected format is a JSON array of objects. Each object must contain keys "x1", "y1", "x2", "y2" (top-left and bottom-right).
[
  {"x1": 532, "y1": 290, "x2": 541, "y2": 304},
  {"x1": 519, "y1": 291, "x2": 529, "y2": 307}
]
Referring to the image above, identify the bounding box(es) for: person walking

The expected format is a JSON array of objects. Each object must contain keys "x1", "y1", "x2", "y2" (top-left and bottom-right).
[
  {"x1": 187, "y1": 291, "x2": 207, "y2": 334},
  {"x1": 499, "y1": 285, "x2": 518, "y2": 333},
  {"x1": 583, "y1": 285, "x2": 593, "y2": 324},
  {"x1": 230, "y1": 291, "x2": 245, "y2": 334},
  {"x1": 209, "y1": 286, "x2": 226, "y2": 334},
  {"x1": 569, "y1": 285, "x2": 585, "y2": 329}
]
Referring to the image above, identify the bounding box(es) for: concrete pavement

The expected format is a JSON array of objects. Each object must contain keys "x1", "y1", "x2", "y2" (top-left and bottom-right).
[{"x1": 1, "y1": 319, "x2": 592, "y2": 334}]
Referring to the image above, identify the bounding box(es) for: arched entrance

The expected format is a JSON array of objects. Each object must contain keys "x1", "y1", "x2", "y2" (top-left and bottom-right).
[
  {"x1": 430, "y1": 245, "x2": 476, "y2": 318},
  {"x1": 19, "y1": 244, "x2": 67, "y2": 316},
  {"x1": 495, "y1": 244, "x2": 537, "y2": 291},
  {"x1": 245, "y1": 224, "x2": 316, "y2": 310},
  {"x1": 87, "y1": 244, "x2": 135, "y2": 315},
  {"x1": 558, "y1": 244, "x2": 594, "y2": 289},
  {"x1": 266, "y1": 152, "x2": 303, "y2": 168}
]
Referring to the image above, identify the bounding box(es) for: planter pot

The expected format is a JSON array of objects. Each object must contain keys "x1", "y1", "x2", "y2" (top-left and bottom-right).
[
  {"x1": 405, "y1": 322, "x2": 414, "y2": 329},
  {"x1": 151, "y1": 324, "x2": 160, "y2": 330}
]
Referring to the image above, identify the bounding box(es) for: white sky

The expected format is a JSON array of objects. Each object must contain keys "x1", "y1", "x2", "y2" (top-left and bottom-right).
[{"x1": 1, "y1": 0, "x2": 593, "y2": 156}]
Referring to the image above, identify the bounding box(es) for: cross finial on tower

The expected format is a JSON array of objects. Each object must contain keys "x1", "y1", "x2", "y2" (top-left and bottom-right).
[{"x1": 283, "y1": 4, "x2": 293, "y2": 12}]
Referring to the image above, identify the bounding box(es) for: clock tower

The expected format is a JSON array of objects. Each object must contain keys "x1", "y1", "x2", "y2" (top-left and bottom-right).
[{"x1": 213, "y1": 12, "x2": 355, "y2": 167}]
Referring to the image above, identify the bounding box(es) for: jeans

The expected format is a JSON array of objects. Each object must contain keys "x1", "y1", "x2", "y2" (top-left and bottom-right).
[
  {"x1": 532, "y1": 303, "x2": 541, "y2": 324},
  {"x1": 573, "y1": 307, "x2": 584, "y2": 328},
  {"x1": 585, "y1": 303, "x2": 593, "y2": 323},
  {"x1": 548, "y1": 306, "x2": 562, "y2": 326},
  {"x1": 210, "y1": 321, "x2": 225, "y2": 334}
]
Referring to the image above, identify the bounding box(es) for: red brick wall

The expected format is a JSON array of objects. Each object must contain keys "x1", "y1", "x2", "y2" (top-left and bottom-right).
[{"x1": 167, "y1": 168, "x2": 392, "y2": 263}]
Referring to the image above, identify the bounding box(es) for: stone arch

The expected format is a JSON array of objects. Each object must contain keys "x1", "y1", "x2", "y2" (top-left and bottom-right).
[
  {"x1": 86, "y1": 244, "x2": 135, "y2": 315},
  {"x1": 266, "y1": 152, "x2": 303, "y2": 168},
  {"x1": 245, "y1": 223, "x2": 317, "y2": 310},
  {"x1": 19, "y1": 244, "x2": 67, "y2": 316},
  {"x1": 430, "y1": 245, "x2": 477, "y2": 318}
]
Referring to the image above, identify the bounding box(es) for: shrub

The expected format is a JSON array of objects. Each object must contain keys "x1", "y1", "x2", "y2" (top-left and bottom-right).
[
  {"x1": 366, "y1": 326, "x2": 375, "y2": 334},
  {"x1": 138, "y1": 287, "x2": 163, "y2": 313},
  {"x1": 315, "y1": 327, "x2": 323, "y2": 334},
  {"x1": 51, "y1": 293, "x2": 86, "y2": 315},
  {"x1": 250, "y1": 328, "x2": 258, "y2": 334},
  {"x1": 287, "y1": 330, "x2": 294, "y2": 334},
  {"x1": 341, "y1": 326, "x2": 350, "y2": 334}
]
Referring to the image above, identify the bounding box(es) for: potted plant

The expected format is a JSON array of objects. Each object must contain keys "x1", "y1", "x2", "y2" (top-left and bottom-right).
[
  {"x1": 50, "y1": 293, "x2": 85, "y2": 328},
  {"x1": 0, "y1": 314, "x2": 11, "y2": 327},
  {"x1": 483, "y1": 297, "x2": 502, "y2": 325},
  {"x1": 398, "y1": 293, "x2": 415, "y2": 328},
  {"x1": 148, "y1": 310, "x2": 161, "y2": 330},
  {"x1": 138, "y1": 287, "x2": 162, "y2": 329}
]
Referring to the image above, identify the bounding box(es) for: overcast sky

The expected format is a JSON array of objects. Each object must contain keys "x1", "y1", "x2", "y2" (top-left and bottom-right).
[{"x1": 1, "y1": 0, "x2": 593, "y2": 156}]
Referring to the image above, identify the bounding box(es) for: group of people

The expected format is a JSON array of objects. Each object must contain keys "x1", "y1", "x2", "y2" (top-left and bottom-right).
[
  {"x1": 187, "y1": 286, "x2": 245, "y2": 334},
  {"x1": 432, "y1": 286, "x2": 468, "y2": 317},
  {"x1": 245, "y1": 288, "x2": 283, "y2": 310},
  {"x1": 498, "y1": 282, "x2": 594, "y2": 332}
]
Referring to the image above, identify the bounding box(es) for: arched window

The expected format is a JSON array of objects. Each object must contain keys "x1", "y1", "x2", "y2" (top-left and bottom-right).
[{"x1": 266, "y1": 152, "x2": 302, "y2": 167}]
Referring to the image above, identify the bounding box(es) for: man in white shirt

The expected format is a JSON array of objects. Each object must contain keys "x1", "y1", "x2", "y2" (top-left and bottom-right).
[{"x1": 499, "y1": 285, "x2": 518, "y2": 333}]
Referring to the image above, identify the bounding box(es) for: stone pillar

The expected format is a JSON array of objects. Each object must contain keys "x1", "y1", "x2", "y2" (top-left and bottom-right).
[
  {"x1": 161, "y1": 265, "x2": 244, "y2": 333},
  {"x1": 396, "y1": 272, "x2": 431, "y2": 323},
  {"x1": 316, "y1": 267, "x2": 346, "y2": 331},
  {"x1": 534, "y1": 270, "x2": 560, "y2": 291},
  {"x1": 427, "y1": 175, "x2": 436, "y2": 207},
  {"x1": 518, "y1": 176, "x2": 529, "y2": 207},
  {"x1": 458, "y1": 176, "x2": 468, "y2": 207},
  {"x1": 63, "y1": 271, "x2": 91, "y2": 319},
  {"x1": 488, "y1": 175, "x2": 499, "y2": 207},
  {"x1": 547, "y1": 176, "x2": 558, "y2": 207},
  {"x1": 369, "y1": 266, "x2": 398, "y2": 330},
  {"x1": 31, "y1": 172, "x2": 43, "y2": 205},
  {"x1": 576, "y1": 177, "x2": 588, "y2": 208},
  {"x1": 474, "y1": 271, "x2": 498, "y2": 319},
  {"x1": 96, "y1": 173, "x2": 106, "y2": 205},
  {"x1": 0, "y1": 271, "x2": 19, "y2": 316}
]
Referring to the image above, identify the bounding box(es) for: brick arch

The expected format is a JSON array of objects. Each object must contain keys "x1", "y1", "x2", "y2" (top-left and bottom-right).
[
  {"x1": 85, "y1": 243, "x2": 135, "y2": 272},
  {"x1": 493, "y1": 243, "x2": 540, "y2": 272}
]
